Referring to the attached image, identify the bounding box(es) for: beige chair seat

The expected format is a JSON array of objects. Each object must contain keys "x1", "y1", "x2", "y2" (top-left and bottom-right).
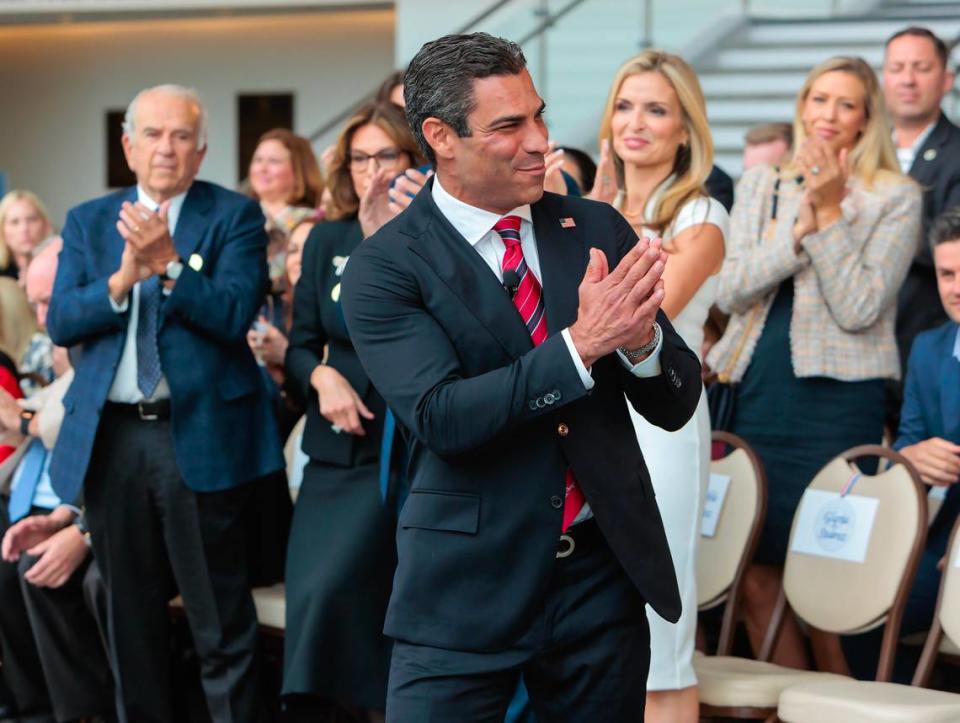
[
  {"x1": 696, "y1": 655, "x2": 847, "y2": 708},
  {"x1": 779, "y1": 680, "x2": 960, "y2": 723},
  {"x1": 252, "y1": 583, "x2": 286, "y2": 630}
]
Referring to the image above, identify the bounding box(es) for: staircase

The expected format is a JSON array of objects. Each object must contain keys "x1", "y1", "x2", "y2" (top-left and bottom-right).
[{"x1": 699, "y1": 0, "x2": 960, "y2": 177}]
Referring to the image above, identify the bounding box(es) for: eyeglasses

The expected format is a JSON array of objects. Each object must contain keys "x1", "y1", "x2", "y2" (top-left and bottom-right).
[{"x1": 349, "y1": 149, "x2": 405, "y2": 170}]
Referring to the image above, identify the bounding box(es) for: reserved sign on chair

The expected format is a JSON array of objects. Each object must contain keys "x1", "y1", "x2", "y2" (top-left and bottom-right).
[
  {"x1": 790, "y1": 490, "x2": 879, "y2": 563},
  {"x1": 701, "y1": 473, "x2": 732, "y2": 538}
]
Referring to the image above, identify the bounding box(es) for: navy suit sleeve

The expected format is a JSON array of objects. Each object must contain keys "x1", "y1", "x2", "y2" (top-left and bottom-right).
[
  {"x1": 341, "y1": 243, "x2": 589, "y2": 458},
  {"x1": 285, "y1": 226, "x2": 328, "y2": 404},
  {"x1": 610, "y1": 210, "x2": 703, "y2": 432},
  {"x1": 47, "y1": 208, "x2": 129, "y2": 349},
  {"x1": 894, "y1": 336, "x2": 932, "y2": 451},
  {"x1": 163, "y1": 199, "x2": 268, "y2": 345}
]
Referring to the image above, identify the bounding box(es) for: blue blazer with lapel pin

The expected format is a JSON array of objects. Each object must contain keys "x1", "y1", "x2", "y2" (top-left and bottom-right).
[
  {"x1": 895, "y1": 319, "x2": 960, "y2": 553},
  {"x1": 46, "y1": 180, "x2": 284, "y2": 504}
]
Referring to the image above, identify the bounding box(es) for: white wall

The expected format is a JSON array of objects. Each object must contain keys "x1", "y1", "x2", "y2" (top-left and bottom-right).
[{"x1": 0, "y1": 8, "x2": 394, "y2": 224}]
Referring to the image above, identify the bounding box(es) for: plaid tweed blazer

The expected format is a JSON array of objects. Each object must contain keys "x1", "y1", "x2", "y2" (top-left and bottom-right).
[{"x1": 707, "y1": 164, "x2": 921, "y2": 383}]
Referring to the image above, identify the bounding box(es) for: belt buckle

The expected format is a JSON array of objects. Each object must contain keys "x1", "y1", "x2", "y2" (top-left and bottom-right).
[
  {"x1": 137, "y1": 402, "x2": 159, "y2": 421},
  {"x1": 556, "y1": 533, "x2": 575, "y2": 559}
]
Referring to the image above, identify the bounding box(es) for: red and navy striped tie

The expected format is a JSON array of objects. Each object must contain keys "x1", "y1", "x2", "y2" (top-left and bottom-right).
[{"x1": 493, "y1": 215, "x2": 585, "y2": 531}]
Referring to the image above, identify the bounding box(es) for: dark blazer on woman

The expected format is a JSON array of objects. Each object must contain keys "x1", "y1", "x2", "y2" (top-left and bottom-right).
[{"x1": 286, "y1": 218, "x2": 387, "y2": 464}]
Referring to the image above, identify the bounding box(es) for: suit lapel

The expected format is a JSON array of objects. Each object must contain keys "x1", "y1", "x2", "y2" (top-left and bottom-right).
[
  {"x1": 532, "y1": 196, "x2": 586, "y2": 334},
  {"x1": 908, "y1": 114, "x2": 950, "y2": 184},
  {"x1": 942, "y1": 334, "x2": 960, "y2": 441},
  {"x1": 406, "y1": 184, "x2": 533, "y2": 360},
  {"x1": 172, "y1": 181, "x2": 213, "y2": 261}
]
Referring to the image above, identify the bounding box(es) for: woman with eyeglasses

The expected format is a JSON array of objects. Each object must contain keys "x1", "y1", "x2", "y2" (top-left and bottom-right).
[{"x1": 282, "y1": 102, "x2": 425, "y2": 722}]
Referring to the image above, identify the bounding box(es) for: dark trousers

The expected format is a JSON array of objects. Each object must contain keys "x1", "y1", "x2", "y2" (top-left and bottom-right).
[
  {"x1": 386, "y1": 520, "x2": 650, "y2": 723},
  {"x1": 19, "y1": 551, "x2": 114, "y2": 721},
  {"x1": 85, "y1": 406, "x2": 259, "y2": 723},
  {"x1": 0, "y1": 501, "x2": 53, "y2": 722}
]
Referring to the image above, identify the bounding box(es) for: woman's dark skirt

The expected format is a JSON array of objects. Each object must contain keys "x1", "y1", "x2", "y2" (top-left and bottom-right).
[
  {"x1": 731, "y1": 280, "x2": 885, "y2": 566},
  {"x1": 282, "y1": 460, "x2": 397, "y2": 710}
]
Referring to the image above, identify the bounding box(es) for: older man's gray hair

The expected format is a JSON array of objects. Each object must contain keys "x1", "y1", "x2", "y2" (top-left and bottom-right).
[{"x1": 122, "y1": 84, "x2": 209, "y2": 150}]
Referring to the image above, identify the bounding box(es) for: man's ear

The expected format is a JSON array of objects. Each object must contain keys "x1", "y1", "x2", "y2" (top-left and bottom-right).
[
  {"x1": 422, "y1": 117, "x2": 456, "y2": 162},
  {"x1": 121, "y1": 133, "x2": 135, "y2": 172},
  {"x1": 943, "y1": 70, "x2": 956, "y2": 99}
]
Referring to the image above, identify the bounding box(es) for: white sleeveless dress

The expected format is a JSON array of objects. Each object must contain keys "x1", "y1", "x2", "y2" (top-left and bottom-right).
[{"x1": 625, "y1": 190, "x2": 728, "y2": 690}]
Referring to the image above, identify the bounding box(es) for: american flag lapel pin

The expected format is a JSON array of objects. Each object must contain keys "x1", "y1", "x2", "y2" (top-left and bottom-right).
[{"x1": 559, "y1": 217, "x2": 576, "y2": 229}]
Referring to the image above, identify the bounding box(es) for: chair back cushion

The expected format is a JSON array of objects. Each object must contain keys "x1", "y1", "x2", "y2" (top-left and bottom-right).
[
  {"x1": 783, "y1": 455, "x2": 924, "y2": 633},
  {"x1": 940, "y1": 519, "x2": 960, "y2": 648},
  {"x1": 697, "y1": 446, "x2": 762, "y2": 606}
]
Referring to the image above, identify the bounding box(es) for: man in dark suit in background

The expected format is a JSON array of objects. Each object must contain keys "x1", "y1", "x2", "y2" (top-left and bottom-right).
[
  {"x1": 884, "y1": 27, "x2": 960, "y2": 370},
  {"x1": 342, "y1": 33, "x2": 701, "y2": 721},
  {"x1": 47, "y1": 84, "x2": 283, "y2": 722}
]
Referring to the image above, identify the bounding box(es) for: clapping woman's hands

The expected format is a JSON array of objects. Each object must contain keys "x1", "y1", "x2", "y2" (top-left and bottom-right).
[
  {"x1": 794, "y1": 139, "x2": 849, "y2": 228},
  {"x1": 587, "y1": 139, "x2": 618, "y2": 204}
]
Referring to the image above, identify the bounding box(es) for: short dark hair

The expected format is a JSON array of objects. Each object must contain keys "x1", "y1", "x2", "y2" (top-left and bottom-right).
[
  {"x1": 403, "y1": 32, "x2": 527, "y2": 164},
  {"x1": 931, "y1": 207, "x2": 960, "y2": 248},
  {"x1": 885, "y1": 26, "x2": 949, "y2": 68}
]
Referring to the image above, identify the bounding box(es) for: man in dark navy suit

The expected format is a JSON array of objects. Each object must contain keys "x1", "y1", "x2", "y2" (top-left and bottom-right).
[
  {"x1": 46, "y1": 84, "x2": 283, "y2": 722},
  {"x1": 342, "y1": 34, "x2": 701, "y2": 721},
  {"x1": 884, "y1": 27, "x2": 960, "y2": 370}
]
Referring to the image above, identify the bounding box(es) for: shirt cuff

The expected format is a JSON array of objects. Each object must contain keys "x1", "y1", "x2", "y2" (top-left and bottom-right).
[
  {"x1": 109, "y1": 294, "x2": 129, "y2": 313},
  {"x1": 560, "y1": 328, "x2": 595, "y2": 390},
  {"x1": 616, "y1": 328, "x2": 663, "y2": 378}
]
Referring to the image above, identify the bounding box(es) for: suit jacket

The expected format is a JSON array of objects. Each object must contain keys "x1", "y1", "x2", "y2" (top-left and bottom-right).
[
  {"x1": 46, "y1": 181, "x2": 284, "y2": 503},
  {"x1": 894, "y1": 320, "x2": 960, "y2": 553},
  {"x1": 896, "y1": 114, "x2": 960, "y2": 363},
  {"x1": 341, "y1": 180, "x2": 702, "y2": 651},
  {"x1": 285, "y1": 218, "x2": 388, "y2": 466}
]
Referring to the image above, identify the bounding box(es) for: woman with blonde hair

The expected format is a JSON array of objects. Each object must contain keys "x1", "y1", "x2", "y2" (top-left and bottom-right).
[
  {"x1": 0, "y1": 191, "x2": 53, "y2": 283},
  {"x1": 707, "y1": 56, "x2": 921, "y2": 669},
  {"x1": 597, "y1": 49, "x2": 727, "y2": 723}
]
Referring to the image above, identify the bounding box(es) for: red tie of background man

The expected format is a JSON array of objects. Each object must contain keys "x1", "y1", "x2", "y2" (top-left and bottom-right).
[{"x1": 493, "y1": 215, "x2": 585, "y2": 532}]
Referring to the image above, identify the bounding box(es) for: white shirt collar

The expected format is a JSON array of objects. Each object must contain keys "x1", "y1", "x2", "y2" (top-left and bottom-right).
[
  {"x1": 135, "y1": 185, "x2": 189, "y2": 235},
  {"x1": 893, "y1": 118, "x2": 938, "y2": 155},
  {"x1": 430, "y1": 175, "x2": 533, "y2": 247},
  {"x1": 953, "y1": 325, "x2": 960, "y2": 362}
]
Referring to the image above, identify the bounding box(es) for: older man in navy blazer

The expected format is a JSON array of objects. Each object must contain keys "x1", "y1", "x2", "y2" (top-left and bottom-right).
[{"x1": 47, "y1": 84, "x2": 282, "y2": 722}]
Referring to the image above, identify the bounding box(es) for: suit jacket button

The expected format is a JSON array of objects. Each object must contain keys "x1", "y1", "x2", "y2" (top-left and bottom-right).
[
  {"x1": 557, "y1": 423, "x2": 569, "y2": 437},
  {"x1": 550, "y1": 495, "x2": 563, "y2": 509}
]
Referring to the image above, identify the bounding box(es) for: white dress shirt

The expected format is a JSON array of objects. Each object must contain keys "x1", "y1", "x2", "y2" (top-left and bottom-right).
[
  {"x1": 106, "y1": 186, "x2": 188, "y2": 403},
  {"x1": 430, "y1": 177, "x2": 664, "y2": 526},
  {"x1": 894, "y1": 119, "x2": 937, "y2": 174},
  {"x1": 430, "y1": 177, "x2": 663, "y2": 382}
]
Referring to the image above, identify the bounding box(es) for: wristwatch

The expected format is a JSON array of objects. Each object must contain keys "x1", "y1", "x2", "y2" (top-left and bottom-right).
[
  {"x1": 19, "y1": 410, "x2": 34, "y2": 436},
  {"x1": 160, "y1": 257, "x2": 183, "y2": 282},
  {"x1": 619, "y1": 322, "x2": 662, "y2": 364}
]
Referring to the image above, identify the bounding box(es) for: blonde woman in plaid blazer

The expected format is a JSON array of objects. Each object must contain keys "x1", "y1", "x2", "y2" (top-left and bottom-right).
[{"x1": 706, "y1": 56, "x2": 921, "y2": 669}]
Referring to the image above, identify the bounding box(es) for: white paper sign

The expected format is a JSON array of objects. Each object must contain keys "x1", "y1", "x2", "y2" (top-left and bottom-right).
[
  {"x1": 954, "y1": 535, "x2": 960, "y2": 569},
  {"x1": 790, "y1": 489, "x2": 879, "y2": 563},
  {"x1": 701, "y1": 474, "x2": 732, "y2": 538}
]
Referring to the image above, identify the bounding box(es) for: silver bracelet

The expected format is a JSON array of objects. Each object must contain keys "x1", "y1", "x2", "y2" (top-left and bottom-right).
[{"x1": 619, "y1": 322, "x2": 661, "y2": 364}]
